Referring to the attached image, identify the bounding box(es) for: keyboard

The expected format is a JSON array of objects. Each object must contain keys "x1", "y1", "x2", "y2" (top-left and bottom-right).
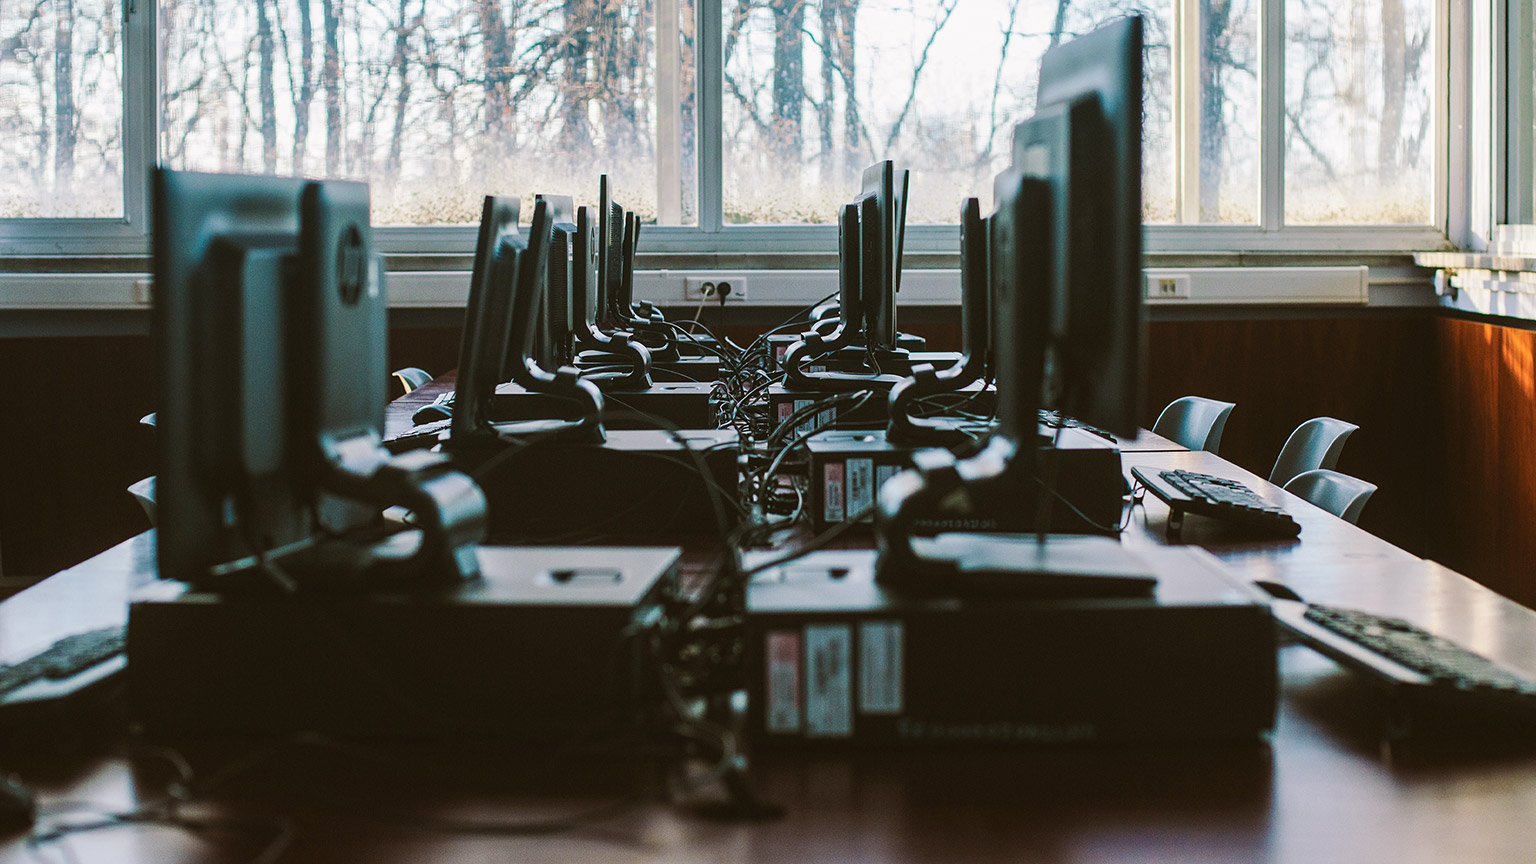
[
  {"x1": 1132, "y1": 467, "x2": 1300, "y2": 538},
  {"x1": 383, "y1": 417, "x2": 452, "y2": 453},
  {"x1": 0, "y1": 626, "x2": 126, "y2": 701},
  {"x1": 1272, "y1": 602, "x2": 1536, "y2": 725}
]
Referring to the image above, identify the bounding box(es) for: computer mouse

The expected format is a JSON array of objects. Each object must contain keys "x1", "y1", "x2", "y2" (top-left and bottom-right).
[
  {"x1": 1252, "y1": 580, "x2": 1304, "y2": 603},
  {"x1": 413, "y1": 402, "x2": 453, "y2": 424},
  {"x1": 0, "y1": 773, "x2": 35, "y2": 832}
]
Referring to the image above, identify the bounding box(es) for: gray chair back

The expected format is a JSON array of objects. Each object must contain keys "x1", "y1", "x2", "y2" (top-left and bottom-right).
[
  {"x1": 1283, "y1": 469, "x2": 1376, "y2": 525},
  {"x1": 1270, "y1": 417, "x2": 1358, "y2": 487},
  {"x1": 1152, "y1": 396, "x2": 1236, "y2": 453}
]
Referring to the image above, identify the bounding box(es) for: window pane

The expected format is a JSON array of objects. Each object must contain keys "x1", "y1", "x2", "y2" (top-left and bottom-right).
[
  {"x1": 1189, "y1": 0, "x2": 1259, "y2": 224},
  {"x1": 0, "y1": 0, "x2": 124, "y2": 218},
  {"x1": 1284, "y1": 0, "x2": 1434, "y2": 224},
  {"x1": 721, "y1": 1, "x2": 1174, "y2": 226},
  {"x1": 159, "y1": 0, "x2": 695, "y2": 226}
]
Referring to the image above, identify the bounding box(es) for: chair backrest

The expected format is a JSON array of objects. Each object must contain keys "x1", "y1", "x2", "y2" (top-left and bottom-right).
[
  {"x1": 128, "y1": 476, "x2": 157, "y2": 527},
  {"x1": 1270, "y1": 416, "x2": 1359, "y2": 486},
  {"x1": 391, "y1": 366, "x2": 434, "y2": 396},
  {"x1": 1152, "y1": 396, "x2": 1236, "y2": 453},
  {"x1": 1283, "y1": 469, "x2": 1376, "y2": 525}
]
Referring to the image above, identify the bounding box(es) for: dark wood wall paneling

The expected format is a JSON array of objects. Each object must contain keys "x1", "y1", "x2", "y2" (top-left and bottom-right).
[{"x1": 8, "y1": 311, "x2": 1533, "y2": 609}]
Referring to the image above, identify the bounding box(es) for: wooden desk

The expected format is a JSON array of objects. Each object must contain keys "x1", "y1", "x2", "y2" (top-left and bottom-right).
[{"x1": 7, "y1": 445, "x2": 1536, "y2": 863}]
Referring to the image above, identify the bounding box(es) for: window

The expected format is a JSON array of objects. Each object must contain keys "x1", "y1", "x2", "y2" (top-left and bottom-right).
[
  {"x1": 0, "y1": 0, "x2": 1451, "y2": 255},
  {"x1": 0, "y1": 0, "x2": 124, "y2": 218}
]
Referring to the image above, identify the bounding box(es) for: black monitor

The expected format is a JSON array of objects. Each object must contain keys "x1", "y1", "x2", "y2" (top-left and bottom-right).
[
  {"x1": 543, "y1": 196, "x2": 579, "y2": 369},
  {"x1": 855, "y1": 162, "x2": 910, "y2": 353},
  {"x1": 154, "y1": 171, "x2": 310, "y2": 584},
  {"x1": 155, "y1": 170, "x2": 483, "y2": 587},
  {"x1": 1013, "y1": 14, "x2": 1144, "y2": 437},
  {"x1": 450, "y1": 196, "x2": 521, "y2": 442},
  {"x1": 596, "y1": 175, "x2": 625, "y2": 330}
]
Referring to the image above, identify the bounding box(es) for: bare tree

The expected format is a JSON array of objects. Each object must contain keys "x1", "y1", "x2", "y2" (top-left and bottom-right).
[
  {"x1": 323, "y1": 0, "x2": 342, "y2": 175},
  {"x1": 255, "y1": 0, "x2": 278, "y2": 173},
  {"x1": 53, "y1": 0, "x2": 75, "y2": 187},
  {"x1": 769, "y1": 0, "x2": 804, "y2": 165},
  {"x1": 294, "y1": 0, "x2": 317, "y2": 173}
]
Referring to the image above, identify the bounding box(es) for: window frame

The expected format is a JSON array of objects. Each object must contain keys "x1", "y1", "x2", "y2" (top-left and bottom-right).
[{"x1": 0, "y1": 0, "x2": 1460, "y2": 259}]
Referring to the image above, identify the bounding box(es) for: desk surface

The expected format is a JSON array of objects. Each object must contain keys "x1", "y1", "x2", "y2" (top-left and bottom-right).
[{"x1": 6, "y1": 422, "x2": 1536, "y2": 862}]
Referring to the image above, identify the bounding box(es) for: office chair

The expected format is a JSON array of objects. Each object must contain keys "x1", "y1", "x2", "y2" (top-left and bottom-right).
[
  {"x1": 1152, "y1": 396, "x2": 1235, "y2": 454},
  {"x1": 128, "y1": 476, "x2": 156, "y2": 526},
  {"x1": 1270, "y1": 416, "x2": 1359, "y2": 487},
  {"x1": 1283, "y1": 469, "x2": 1376, "y2": 525},
  {"x1": 391, "y1": 367, "x2": 433, "y2": 396}
]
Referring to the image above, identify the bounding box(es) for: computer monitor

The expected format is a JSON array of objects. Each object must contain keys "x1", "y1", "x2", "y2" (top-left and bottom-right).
[
  {"x1": 1013, "y1": 14, "x2": 1144, "y2": 437},
  {"x1": 153, "y1": 170, "x2": 309, "y2": 584},
  {"x1": 596, "y1": 175, "x2": 625, "y2": 330},
  {"x1": 450, "y1": 196, "x2": 521, "y2": 442},
  {"x1": 156, "y1": 170, "x2": 484, "y2": 587},
  {"x1": 855, "y1": 161, "x2": 910, "y2": 353},
  {"x1": 543, "y1": 196, "x2": 579, "y2": 369}
]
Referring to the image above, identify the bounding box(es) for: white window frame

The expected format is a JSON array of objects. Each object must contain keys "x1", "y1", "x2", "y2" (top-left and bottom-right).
[{"x1": 0, "y1": 0, "x2": 1463, "y2": 259}]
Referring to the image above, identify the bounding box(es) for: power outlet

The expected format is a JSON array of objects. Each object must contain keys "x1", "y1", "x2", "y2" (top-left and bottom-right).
[
  {"x1": 1146, "y1": 273, "x2": 1191, "y2": 300},
  {"x1": 684, "y1": 275, "x2": 749, "y2": 302}
]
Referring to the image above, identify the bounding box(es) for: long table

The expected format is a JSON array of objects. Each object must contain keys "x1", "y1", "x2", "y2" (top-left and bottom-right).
[{"x1": 5, "y1": 427, "x2": 1536, "y2": 863}]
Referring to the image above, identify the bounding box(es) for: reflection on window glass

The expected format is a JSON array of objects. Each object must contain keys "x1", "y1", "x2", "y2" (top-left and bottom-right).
[
  {"x1": 721, "y1": 0, "x2": 1174, "y2": 225},
  {"x1": 0, "y1": 0, "x2": 123, "y2": 218},
  {"x1": 159, "y1": 0, "x2": 696, "y2": 226},
  {"x1": 1285, "y1": 0, "x2": 1433, "y2": 224}
]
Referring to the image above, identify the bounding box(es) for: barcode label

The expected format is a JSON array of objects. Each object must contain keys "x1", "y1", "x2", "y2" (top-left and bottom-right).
[
  {"x1": 766, "y1": 631, "x2": 802, "y2": 734},
  {"x1": 847, "y1": 458, "x2": 874, "y2": 521},
  {"x1": 823, "y1": 461, "x2": 845, "y2": 522},
  {"x1": 805, "y1": 624, "x2": 853, "y2": 737},
  {"x1": 859, "y1": 622, "x2": 904, "y2": 715},
  {"x1": 795, "y1": 399, "x2": 815, "y2": 437}
]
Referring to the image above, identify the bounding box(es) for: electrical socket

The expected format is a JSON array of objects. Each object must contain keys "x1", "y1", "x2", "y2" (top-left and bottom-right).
[
  {"x1": 1145, "y1": 273, "x2": 1191, "y2": 300},
  {"x1": 684, "y1": 275, "x2": 749, "y2": 302}
]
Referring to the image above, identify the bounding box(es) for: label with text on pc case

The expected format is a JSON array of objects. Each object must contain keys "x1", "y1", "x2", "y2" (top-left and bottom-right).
[
  {"x1": 847, "y1": 458, "x2": 874, "y2": 522},
  {"x1": 823, "y1": 462, "x2": 845, "y2": 523},
  {"x1": 765, "y1": 631, "x2": 802, "y2": 734},
  {"x1": 804, "y1": 624, "x2": 853, "y2": 737},
  {"x1": 794, "y1": 399, "x2": 815, "y2": 437},
  {"x1": 858, "y1": 621, "x2": 904, "y2": 715},
  {"x1": 877, "y1": 464, "x2": 898, "y2": 488}
]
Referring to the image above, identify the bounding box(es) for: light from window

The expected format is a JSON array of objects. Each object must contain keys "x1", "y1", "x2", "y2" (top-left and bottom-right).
[
  {"x1": 721, "y1": 1, "x2": 1181, "y2": 225},
  {"x1": 0, "y1": 0, "x2": 124, "y2": 218},
  {"x1": 1284, "y1": 0, "x2": 1434, "y2": 224},
  {"x1": 158, "y1": 0, "x2": 695, "y2": 226}
]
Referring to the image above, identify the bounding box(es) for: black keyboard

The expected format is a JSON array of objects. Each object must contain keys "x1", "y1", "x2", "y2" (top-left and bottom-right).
[
  {"x1": 1132, "y1": 466, "x2": 1300, "y2": 538},
  {"x1": 383, "y1": 417, "x2": 452, "y2": 453},
  {"x1": 1272, "y1": 602, "x2": 1536, "y2": 724},
  {"x1": 0, "y1": 626, "x2": 126, "y2": 700}
]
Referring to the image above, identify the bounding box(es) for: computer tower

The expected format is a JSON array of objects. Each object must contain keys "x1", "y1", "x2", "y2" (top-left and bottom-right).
[{"x1": 744, "y1": 548, "x2": 1277, "y2": 746}]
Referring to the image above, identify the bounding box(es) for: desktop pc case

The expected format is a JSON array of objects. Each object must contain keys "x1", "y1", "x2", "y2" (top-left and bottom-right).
[
  {"x1": 128, "y1": 546, "x2": 678, "y2": 739},
  {"x1": 451, "y1": 428, "x2": 741, "y2": 541},
  {"x1": 744, "y1": 548, "x2": 1277, "y2": 746},
  {"x1": 806, "y1": 426, "x2": 1125, "y2": 532}
]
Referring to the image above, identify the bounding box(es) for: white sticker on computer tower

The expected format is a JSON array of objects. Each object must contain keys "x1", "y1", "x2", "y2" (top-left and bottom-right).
[
  {"x1": 847, "y1": 458, "x2": 874, "y2": 521},
  {"x1": 794, "y1": 399, "x2": 815, "y2": 437},
  {"x1": 877, "y1": 464, "x2": 898, "y2": 487},
  {"x1": 804, "y1": 624, "x2": 853, "y2": 737},
  {"x1": 765, "y1": 631, "x2": 802, "y2": 734},
  {"x1": 823, "y1": 462, "x2": 845, "y2": 522},
  {"x1": 859, "y1": 621, "x2": 904, "y2": 715},
  {"x1": 777, "y1": 401, "x2": 793, "y2": 424}
]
